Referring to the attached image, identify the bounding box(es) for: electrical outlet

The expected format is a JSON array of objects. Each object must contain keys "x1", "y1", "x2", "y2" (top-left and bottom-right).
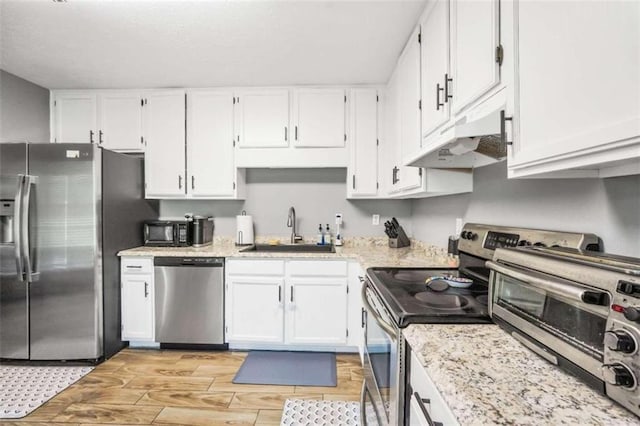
[
  {"x1": 335, "y1": 213, "x2": 343, "y2": 225},
  {"x1": 372, "y1": 214, "x2": 380, "y2": 225}
]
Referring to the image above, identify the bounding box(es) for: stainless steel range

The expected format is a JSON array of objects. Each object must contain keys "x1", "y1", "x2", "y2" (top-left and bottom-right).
[
  {"x1": 360, "y1": 223, "x2": 600, "y2": 426},
  {"x1": 488, "y1": 246, "x2": 640, "y2": 418}
]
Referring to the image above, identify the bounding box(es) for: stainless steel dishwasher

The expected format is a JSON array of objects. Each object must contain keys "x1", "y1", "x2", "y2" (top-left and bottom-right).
[{"x1": 154, "y1": 257, "x2": 226, "y2": 348}]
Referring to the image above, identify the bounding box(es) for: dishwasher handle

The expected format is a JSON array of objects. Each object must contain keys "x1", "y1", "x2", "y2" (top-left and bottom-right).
[{"x1": 154, "y1": 257, "x2": 224, "y2": 267}]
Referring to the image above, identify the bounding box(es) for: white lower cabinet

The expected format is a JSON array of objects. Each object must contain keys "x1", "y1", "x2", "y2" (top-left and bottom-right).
[
  {"x1": 226, "y1": 259, "x2": 356, "y2": 350},
  {"x1": 408, "y1": 350, "x2": 458, "y2": 426},
  {"x1": 120, "y1": 257, "x2": 154, "y2": 342}
]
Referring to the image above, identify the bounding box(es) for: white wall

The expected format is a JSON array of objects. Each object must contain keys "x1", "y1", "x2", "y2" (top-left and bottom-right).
[
  {"x1": 160, "y1": 168, "x2": 411, "y2": 239},
  {"x1": 411, "y1": 162, "x2": 640, "y2": 257},
  {"x1": 0, "y1": 70, "x2": 50, "y2": 143}
]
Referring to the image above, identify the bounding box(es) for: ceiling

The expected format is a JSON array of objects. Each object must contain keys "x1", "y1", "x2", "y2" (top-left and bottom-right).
[{"x1": 0, "y1": 0, "x2": 426, "y2": 90}]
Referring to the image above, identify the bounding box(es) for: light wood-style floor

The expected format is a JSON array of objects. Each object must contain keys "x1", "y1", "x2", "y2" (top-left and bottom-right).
[{"x1": 4, "y1": 348, "x2": 363, "y2": 426}]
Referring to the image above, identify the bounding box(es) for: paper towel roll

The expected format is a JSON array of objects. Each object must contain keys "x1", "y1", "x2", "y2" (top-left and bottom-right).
[{"x1": 236, "y1": 214, "x2": 254, "y2": 245}]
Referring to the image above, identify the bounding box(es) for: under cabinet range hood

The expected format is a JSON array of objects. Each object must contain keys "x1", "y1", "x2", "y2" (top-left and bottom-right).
[{"x1": 407, "y1": 97, "x2": 511, "y2": 169}]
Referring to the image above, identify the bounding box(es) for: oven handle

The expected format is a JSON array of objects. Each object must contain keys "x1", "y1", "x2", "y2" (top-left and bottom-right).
[
  {"x1": 360, "y1": 381, "x2": 367, "y2": 424},
  {"x1": 361, "y1": 282, "x2": 397, "y2": 337},
  {"x1": 486, "y1": 261, "x2": 609, "y2": 307}
]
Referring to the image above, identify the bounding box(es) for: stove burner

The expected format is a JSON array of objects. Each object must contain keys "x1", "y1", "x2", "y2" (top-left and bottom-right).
[
  {"x1": 426, "y1": 280, "x2": 449, "y2": 292},
  {"x1": 414, "y1": 292, "x2": 469, "y2": 310},
  {"x1": 391, "y1": 270, "x2": 431, "y2": 282}
]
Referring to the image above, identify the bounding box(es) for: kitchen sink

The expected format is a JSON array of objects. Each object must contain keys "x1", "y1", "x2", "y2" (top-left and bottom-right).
[{"x1": 240, "y1": 244, "x2": 336, "y2": 253}]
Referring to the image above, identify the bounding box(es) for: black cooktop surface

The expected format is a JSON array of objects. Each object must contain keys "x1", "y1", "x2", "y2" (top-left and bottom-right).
[{"x1": 366, "y1": 267, "x2": 491, "y2": 328}]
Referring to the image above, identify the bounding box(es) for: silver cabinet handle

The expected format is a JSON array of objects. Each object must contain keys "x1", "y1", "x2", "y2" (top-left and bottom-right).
[
  {"x1": 290, "y1": 286, "x2": 294, "y2": 302},
  {"x1": 14, "y1": 176, "x2": 25, "y2": 282},
  {"x1": 444, "y1": 73, "x2": 453, "y2": 102},
  {"x1": 278, "y1": 285, "x2": 282, "y2": 303},
  {"x1": 436, "y1": 84, "x2": 444, "y2": 110},
  {"x1": 352, "y1": 175, "x2": 355, "y2": 189},
  {"x1": 144, "y1": 282, "x2": 149, "y2": 298},
  {"x1": 294, "y1": 126, "x2": 298, "y2": 141},
  {"x1": 414, "y1": 392, "x2": 443, "y2": 426},
  {"x1": 98, "y1": 130, "x2": 104, "y2": 145},
  {"x1": 284, "y1": 127, "x2": 288, "y2": 141},
  {"x1": 178, "y1": 175, "x2": 182, "y2": 189},
  {"x1": 191, "y1": 176, "x2": 195, "y2": 190},
  {"x1": 89, "y1": 130, "x2": 94, "y2": 143},
  {"x1": 500, "y1": 110, "x2": 513, "y2": 146}
]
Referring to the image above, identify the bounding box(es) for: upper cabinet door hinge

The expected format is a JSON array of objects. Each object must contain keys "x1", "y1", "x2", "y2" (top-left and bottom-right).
[
  {"x1": 419, "y1": 168, "x2": 423, "y2": 177},
  {"x1": 233, "y1": 97, "x2": 236, "y2": 104},
  {"x1": 496, "y1": 44, "x2": 504, "y2": 66},
  {"x1": 140, "y1": 98, "x2": 144, "y2": 107},
  {"x1": 376, "y1": 139, "x2": 379, "y2": 146},
  {"x1": 344, "y1": 95, "x2": 347, "y2": 103},
  {"x1": 418, "y1": 32, "x2": 422, "y2": 44},
  {"x1": 418, "y1": 100, "x2": 422, "y2": 110},
  {"x1": 376, "y1": 95, "x2": 379, "y2": 102},
  {"x1": 344, "y1": 134, "x2": 347, "y2": 142},
  {"x1": 377, "y1": 182, "x2": 379, "y2": 189},
  {"x1": 54, "y1": 100, "x2": 57, "y2": 107}
]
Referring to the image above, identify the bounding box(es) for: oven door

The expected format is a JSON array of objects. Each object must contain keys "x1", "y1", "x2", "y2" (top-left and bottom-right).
[
  {"x1": 487, "y1": 260, "x2": 611, "y2": 379},
  {"x1": 362, "y1": 280, "x2": 399, "y2": 426}
]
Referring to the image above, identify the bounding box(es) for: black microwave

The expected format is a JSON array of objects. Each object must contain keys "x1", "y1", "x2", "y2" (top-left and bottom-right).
[{"x1": 143, "y1": 221, "x2": 191, "y2": 247}]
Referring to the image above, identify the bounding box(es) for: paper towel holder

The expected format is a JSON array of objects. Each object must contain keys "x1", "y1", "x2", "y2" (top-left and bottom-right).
[{"x1": 236, "y1": 210, "x2": 255, "y2": 246}]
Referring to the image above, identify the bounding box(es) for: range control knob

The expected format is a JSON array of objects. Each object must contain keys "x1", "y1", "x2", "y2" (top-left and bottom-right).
[
  {"x1": 623, "y1": 307, "x2": 640, "y2": 323},
  {"x1": 518, "y1": 240, "x2": 531, "y2": 247},
  {"x1": 533, "y1": 242, "x2": 547, "y2": 247},
  {"x1": 460, "y1": 231, "x2": 470, "y2": 240},
  {"x1": 468, "y1": 232, "x2": 478, "y2": 241},
  {"x1": 602, "y1": 363, "x2": 636, "y2": 389},
  {"x1": 604, "y1": 330, "x2": 637, "y2": 354}
]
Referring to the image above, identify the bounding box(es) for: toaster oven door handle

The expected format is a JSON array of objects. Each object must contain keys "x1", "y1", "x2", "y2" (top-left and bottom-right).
[
  {"x1": 361, "y1": 283, "x2": 396, "y2": 337},
  {"x1": 486, "y1": 261, "x2": 609, "y2": 307}
]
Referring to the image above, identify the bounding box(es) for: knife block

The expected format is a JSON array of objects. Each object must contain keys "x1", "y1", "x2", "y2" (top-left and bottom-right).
[{"x1": 388, "y1": 226, "x2": 411, "y2": 248}]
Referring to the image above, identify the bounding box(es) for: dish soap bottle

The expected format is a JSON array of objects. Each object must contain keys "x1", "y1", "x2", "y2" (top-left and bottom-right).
[
  {"x1": 325, "y1": 224, "x2": 332, "y2": 245},
  {"x1": 317, "y1": 224, "x2": 324, "y2": 245}
]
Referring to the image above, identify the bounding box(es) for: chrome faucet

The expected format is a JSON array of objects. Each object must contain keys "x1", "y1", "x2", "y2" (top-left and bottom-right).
[{"x1": 287, "y1": 206, "x2": 303, "y2": 244}]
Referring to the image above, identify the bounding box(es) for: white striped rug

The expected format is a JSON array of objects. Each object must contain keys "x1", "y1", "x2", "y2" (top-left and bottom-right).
[
  {"x1": 280, "y1": 399, "x2": 360, "y2": 425},
  {"x1": 0, "y1": 365, "x2": 93, "y2": 419}
]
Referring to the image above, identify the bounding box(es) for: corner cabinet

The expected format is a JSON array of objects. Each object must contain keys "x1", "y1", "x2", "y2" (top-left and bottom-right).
[
  {"x1": 506, "y1": 0, "x2": 640, "y2": 178},
  {"x1": 225, "y1": 259, "x2": 352, "y2": 351},
  {"x1": 120, "y1": 257, "x2": 154, "y2": 342},
  {"x1": 143, "y1": 90, "x2": 187, "y2": 198}
]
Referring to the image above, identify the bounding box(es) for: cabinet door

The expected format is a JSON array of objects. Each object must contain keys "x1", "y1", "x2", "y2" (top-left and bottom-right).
[
  {"x1": 54, "y1": 92, "x2": 97, "y2": 143},
  {"x1": 121, "y1": 275, "x2": 153, "y2": 341},
  {"x1": 421, "y1": 0, "x2": 451, "y2": 139},
  {"x1": 451, "y1": 0, "x2": 500, "y2": 115},
  {"x1": 187, "y1": 90, "x2": 236, "y2": 197},
  {"x1": 293, "y1": 89, "x2": 346, "y2": 147},
  {"x1": 143, "y1": 90, "x2": 186, "y2": 198},
  {"x1": 286, "y1": 278, "x2": 348, "y2": 345},
  {"x1": 348, "y1": 89, "x2": 378, "y2": 197},
  {"x1": 510, "y1": 0, "x2": 640, "y2": 167},
  {"x1": 99, "y1": 92, "x2": 143, "y2": 151},
  {"x1": 237, "y1": 89, "x2": 289, "y2": 148},
  {"x1": 399, "y1": 28, "x2": 422, "y2": 165},
  {"x1": 227, "y1": 277, "x2": 284, "y2": 343}
]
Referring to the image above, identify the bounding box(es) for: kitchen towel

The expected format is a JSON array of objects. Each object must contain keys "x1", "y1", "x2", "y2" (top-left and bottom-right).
[{"x1": 236, "y1": 213, "x2": 254, "y2": 245}]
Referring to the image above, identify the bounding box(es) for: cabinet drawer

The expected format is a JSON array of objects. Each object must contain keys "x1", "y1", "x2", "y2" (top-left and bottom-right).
[
  {"x1": 409, "y1": 351, "x2": 459, "y2": 425},
  {"x1": 121, "y1": 257, "x2": 153, "y2": 274},
  {"x1": 287, "y1": 260, "x2": 347, "y2": 277},
  {"x1": 227, "y1": 259, "x2": 285, "y2": 276}
]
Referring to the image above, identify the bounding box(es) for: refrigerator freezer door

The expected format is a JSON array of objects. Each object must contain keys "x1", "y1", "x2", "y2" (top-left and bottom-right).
[
  {"x1": 0, "y1": 143, "x2": 29, "y2": 359},
  {"x1": 27, "y1": 144, "x2": 102, "y2": 360}
]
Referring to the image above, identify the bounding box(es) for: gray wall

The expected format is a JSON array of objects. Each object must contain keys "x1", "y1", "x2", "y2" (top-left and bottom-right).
[
  {"x1": 0, "y1": 70, "x2": 50, "y2": 143},
  {"x1": 411, "y1": 161, "x2": 640, "y2": 257},
  {"x1": 160, "y1": 168, "x2": 412, "y2": 239}
]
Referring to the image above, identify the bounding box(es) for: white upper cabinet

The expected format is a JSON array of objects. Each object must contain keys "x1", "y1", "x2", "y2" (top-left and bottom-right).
[
  {"x1": 143, "y1": 90, "x2": 186, "y2": 198},
  {"x1": 236, "y1": 89, "x2": 289, "y2": 148},
  {"x1": 99, "y1": 91, "x2": 143, "y2": 151},
  {"x1": 293, "y1": 88, "x2": 346, "y2": 148},
  {"x1": 187, "y1": 90, "x2": 238, "y2": 197},
  {"x1": 348, "y1": 89, "x2": 379, "y2": 198},
  {"x1": 421, "y1": 0, "x2": 450, "y2": 139},
  {"x1": 451, "y1": 0, "x2": 500, "y2": 115},
  {"x1": 53, "y1": 92, "x2": 97, "y2": 143},
  {"x1": 507, "y1": 0, "x2": 640, "y2": 178}
]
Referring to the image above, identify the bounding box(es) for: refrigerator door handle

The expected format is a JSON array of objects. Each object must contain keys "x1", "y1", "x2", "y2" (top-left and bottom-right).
[
  {"x1": 14, "y1": 175, "x2": 26, "y2": 282},
  {"x1": 22, "y1": 175, "x2": 39, "y2": 282}
]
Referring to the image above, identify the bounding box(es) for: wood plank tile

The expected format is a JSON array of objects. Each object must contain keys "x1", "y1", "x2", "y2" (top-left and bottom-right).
[
  {"x1": 189, "y1": 364, "x2": 245, "y2": 377},
  {"x1": 153, "y1": 406, "x2": 257, "y2": 426},
  {"x1": 125, "y1": 376, "x2": 213, "y2": 391},
  {"x1": 178, "y1": 351, "x2": 247, "y2": 361},
  {"x1": 1, "y1": 423, "x2": 79, "y2": 426},
  {"x1": 75, "y1": 373, "x2": 135, "y2": 389},
  {"x1": 255, "y1": 409, "x2": 283, "y2": 425},
  {"x1": 52, "y1": 388, "x2": 146, "y2": 405},
  {"x1": 208, "y1": 374, "x2": 295, "y2": 394},
  {"x1": 294, "y1": 378, "x2": 363, "y2": 395},
  {"x1": 229, "y1": 393, "x2": 321, "y2": 410},
  {"x1": 323, "y1": 393, "x2": 361, "y2": 402},
  {"x1": 52, "y1": 403, "x2": 162, "y2": 424},
  {"x1": 136, "y1": 390, "x2": 234, "y2": 409},
  {"x1": 116, "y1": 363, "x2": 197, "y2": 377}
]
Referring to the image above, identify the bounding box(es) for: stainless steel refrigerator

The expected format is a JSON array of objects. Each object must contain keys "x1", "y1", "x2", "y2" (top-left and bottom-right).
[{"x1": 0, "y1": 143, "x2": 158, "y2": 362}]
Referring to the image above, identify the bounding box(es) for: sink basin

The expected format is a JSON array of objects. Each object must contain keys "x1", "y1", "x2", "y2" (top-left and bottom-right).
[{"x1": 240, "y1": 244, "x2": 336, "y2": 253}]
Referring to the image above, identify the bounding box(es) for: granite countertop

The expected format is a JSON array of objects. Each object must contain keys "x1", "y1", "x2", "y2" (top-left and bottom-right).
[
  {"x1": 117, "y1": 236, "x2": 459, "y2": 269},
  {"x1": 404, "y1": 324, "x2": 638, "y2": 425}
]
